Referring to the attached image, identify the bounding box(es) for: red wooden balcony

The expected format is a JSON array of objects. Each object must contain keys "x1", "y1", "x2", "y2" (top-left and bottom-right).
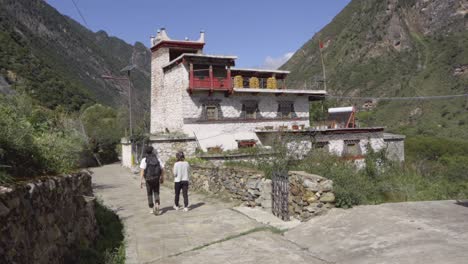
[
  {"x1": 192, "y1": 77, "x2": 231, "y2": 90},
  {"x1": 189, "y1": 65, "x2": 232, "y2": 94}
]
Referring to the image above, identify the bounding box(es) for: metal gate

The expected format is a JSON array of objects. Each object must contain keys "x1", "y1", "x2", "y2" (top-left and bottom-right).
[{"x1": 271, "y1": 171, "x2": 290, "y2": 221}]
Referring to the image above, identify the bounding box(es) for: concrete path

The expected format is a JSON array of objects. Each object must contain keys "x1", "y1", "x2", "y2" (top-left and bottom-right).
[
  {"x1": 91, "y1": 164, "x2": 326, "y2": 264},
  {"x1": 92, "y1": 164, "x2": 468, "y2": 264},
  {"x1": 285, "y1": 200, "x2": 468, "y2": 264}
]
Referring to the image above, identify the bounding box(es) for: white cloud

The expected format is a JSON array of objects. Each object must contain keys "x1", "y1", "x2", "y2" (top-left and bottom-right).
[{"x1": 261, "y1": 52, "x2": 294, "y2": 69}]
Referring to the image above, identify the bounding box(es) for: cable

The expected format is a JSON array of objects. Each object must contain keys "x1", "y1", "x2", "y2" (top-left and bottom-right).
[
  {"x1": 326, "y1": 93, "x2": 468, "y2": 101},
  {"x1": 70, "y1": 0, "x2": 89, "y2": 28}
]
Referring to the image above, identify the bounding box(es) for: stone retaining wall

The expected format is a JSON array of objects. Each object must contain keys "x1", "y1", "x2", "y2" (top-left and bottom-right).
[
  {"x1": 0, "y1": 172, "x2": 98, "y2": 264},
  {"x1": 166, "y1": 164, "x2": 267, "y2": 206},
  {"x1": 289, "y1": 171, "x2": 335, "y2": 221},
  {"x1": 166, "y1": 164, "x2": 335, "y2": 222}
]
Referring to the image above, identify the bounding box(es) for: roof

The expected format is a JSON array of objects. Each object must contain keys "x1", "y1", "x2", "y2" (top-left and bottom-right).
[
  {"x1": 163, "y1": 53, "x2": 238, "y2": 69},
  {"x1": 383, "y1": 133, "x2": 406, "y2": 140},
  {"x1": 231, "y1": 68, "x2": 290, "y2": 74},
  {"x1": 233, "y1": 88, "x2": 327, "y2": 96},
  {"x1": 310, "y1": 127, "x2": 385, "y2": 134},
  {"x1": 328, "y1": 107, "x2": 355, "y2": 113}
]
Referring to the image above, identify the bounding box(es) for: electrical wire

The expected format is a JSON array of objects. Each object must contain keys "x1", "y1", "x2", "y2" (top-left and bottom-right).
[
  {"x1": 326, "y1": 93, "x2": 468, "y2": 101},
  {"x1": 70, "y1": 0, "x2": 89, "y2": 28}
]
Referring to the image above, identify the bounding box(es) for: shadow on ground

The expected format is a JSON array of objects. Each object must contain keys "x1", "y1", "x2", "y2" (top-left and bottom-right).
[{"x1": 159, "y1": 202, "x2": 205, "y2": 215}]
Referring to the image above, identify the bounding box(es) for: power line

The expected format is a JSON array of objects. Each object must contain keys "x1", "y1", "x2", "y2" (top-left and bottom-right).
[
  {"x1": 70, "y1": 0, "x2": 89, "y2": 28},
  {"x1": 326, "y1": 93, "x2": 468, "y2": 101}
]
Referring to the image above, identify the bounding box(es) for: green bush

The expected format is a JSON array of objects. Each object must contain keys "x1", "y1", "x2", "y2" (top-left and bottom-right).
[{"x1": 70, "y1": 201, "x2": 125, "y2": 264}]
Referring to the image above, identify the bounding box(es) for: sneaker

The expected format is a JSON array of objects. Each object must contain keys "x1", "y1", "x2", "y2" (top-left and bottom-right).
[
  {"x1": 173, "y1": 205, "x2": 179, "y2": 211},
  {"x1": 153, "y1": 207, "x2": 160, "y2": 215},
  {"x1": 183, "y1": 207, "x2": 189, "y2": 212},
  {"x1": 149, "y1": 209, "x2": 154, "y2": 214}
]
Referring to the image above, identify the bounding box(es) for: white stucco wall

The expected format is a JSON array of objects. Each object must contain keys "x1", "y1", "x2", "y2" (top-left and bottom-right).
[
  {"x1": 328, "y1": 140, "x2": 345, "y2": 156},
  {"x1": 179, "y1": 90, "x2": 310, "y2": 150},
  {"x1": 161, "y1": 65, "x2": 189, "y2": 132},
  {"x1": 121, "y1": 143, "x2": 133, "y2": 168},
  {"x1": 151, "y1": 48, "x2": 170, "y2": 134},
  {"x1": 182, "y1": 93, "x2": 310, "y2": 120},
  {"x1": 184, "y1": 119, "x2": 309, "y2": 151}
]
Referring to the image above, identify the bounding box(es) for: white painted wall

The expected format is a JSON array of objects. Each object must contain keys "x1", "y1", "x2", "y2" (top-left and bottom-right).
[
  {"x1": 184, "y1": 119, "x2": 309, "y2": 151},
  {"x1": 121, "y1": 143, "x2": 133, "y2": 168},
  {"x1": 182, "y1": 92, "x2": 310, "y2": 120},
  {"x1": 151, "y1": 48, "x2": 171, "y2": 133}
]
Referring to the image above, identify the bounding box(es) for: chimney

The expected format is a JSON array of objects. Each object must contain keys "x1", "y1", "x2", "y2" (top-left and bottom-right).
[
  {"x1": 150, "y1": 36, "x2": 155, "y2": 46},
  {"x1": 155, "y1": 29, "x2": 161, "y2": 41},
  {"x1": 160, "y1": 27, "x2": 170, "y2": 41},
  {"x1": 198, "y1": 30, "x2": 205, "y2": 43}
]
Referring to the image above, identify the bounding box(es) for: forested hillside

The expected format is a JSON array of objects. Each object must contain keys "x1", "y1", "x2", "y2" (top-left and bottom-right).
[
  {"x1": 0, "y1": 0, "x2": 150, "y2": 113},
  {"x1": 282, "y1": 0, "x2": 468, "y2": 139}
]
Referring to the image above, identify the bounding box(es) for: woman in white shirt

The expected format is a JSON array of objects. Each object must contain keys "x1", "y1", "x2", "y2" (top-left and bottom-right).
[{"x1": 173, "y1": 151, "x2": 190, "y2": 212}]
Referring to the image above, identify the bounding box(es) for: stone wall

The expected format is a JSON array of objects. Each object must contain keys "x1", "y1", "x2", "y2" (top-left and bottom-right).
[
  {"x1": 165, "y1": 164, "x2": 267, "y2": 206},
  {"x1": 150, "y1": 136, "x2": 198, "y2": 164},
  {"x1": 0, "y1": 172, "x2": 97, "y2": 264},
  {"x1": 165, "y1": 164, "x2": 335, "y2": 222},
  {"x1": 289, "y1": 171, "x2": 335, "y2": 221}
]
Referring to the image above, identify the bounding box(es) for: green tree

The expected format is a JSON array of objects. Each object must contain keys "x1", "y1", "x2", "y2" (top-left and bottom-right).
[{"x1": 81, "y1": 104, "x2": 123, "y2": 164}]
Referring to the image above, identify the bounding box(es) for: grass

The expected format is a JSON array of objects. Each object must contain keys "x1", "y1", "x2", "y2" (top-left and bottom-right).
[
  {"x1": 225, "y1": 135, "x2": 468, "y2": 209},
  {"x1": 70, "y1": 201, "x2": 125, "y2": 264}
]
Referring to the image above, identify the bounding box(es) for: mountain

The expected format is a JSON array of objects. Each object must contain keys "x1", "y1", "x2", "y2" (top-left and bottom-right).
[
  {"x1": 0, "y1": 0, "x2": 150, "y2": 114},
  {"x1": 282, "y1": 0, "x2": 468, "y2": 139}
]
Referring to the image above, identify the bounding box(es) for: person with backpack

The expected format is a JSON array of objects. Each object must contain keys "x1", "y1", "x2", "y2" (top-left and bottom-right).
[
  {"x1": 173, "y1": 151, "x2": 190, "y2": 212},
  {"x1": 140, "y1": 146, "x2": 164, "y2": 215}
]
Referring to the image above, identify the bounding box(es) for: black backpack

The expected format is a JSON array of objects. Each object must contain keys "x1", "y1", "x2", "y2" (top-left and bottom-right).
[{"x1": 144, "y1": 155, "x2": 162, "y2": 181}]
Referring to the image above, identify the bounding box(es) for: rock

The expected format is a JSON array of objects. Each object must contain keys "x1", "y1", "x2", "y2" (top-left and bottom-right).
[
  {"x1": 0, "y1": 201, "x2": 10, "y2": 216},
  {"x1": 246, "y1": 179, "x2": 260, "y2": 190},
  {"x1": 27, "y1": 183, "x2": 36, "y2": 197},
  {"x1": 202, "y1": 180, "x2": 210, "y2": 192},
  {"x1": 261, "y1": 199, "x2": 272, "y2": 209},
  {"x1": 305, "y1": 194, "x2": 317, "y2": 204},
  {"x1": 6, "y1": 197, "x2": 20, "y2": 209},
  {"x1": 0, "y1": 186, "x2": 13, "y2": 194},
  {"x1": 290, "y1": 186, "x2": 300, "y2": 196},
  {"x1": 305, "y1": 205, "x2": 317, "y2": 213},
  {"x1": 320, "y1": 192, "x2": 335, "y2": 203},
  {"x1": 319, "y1": 180, "x2": 333, "y2": 192},
  {"x1": 303, "y1": 179, "x2": 319, "y2": 192},
  {"x1": 300, "y1": 211, "x2": 311, "y2": 220}
]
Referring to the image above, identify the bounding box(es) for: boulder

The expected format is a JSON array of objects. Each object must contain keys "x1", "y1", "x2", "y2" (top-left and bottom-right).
[
  {"x1": 303, "y1": 179, "x2": 320, "y2": 192},
  {"x1": 319, "y1": 180, "x2": 333, "y2": 192},
  {"x1": 320, "y1": 192, "x2": 335, "y2": 203},
  {"x1": 0, "y1": 201, "x2": 10, "y2": 217}
]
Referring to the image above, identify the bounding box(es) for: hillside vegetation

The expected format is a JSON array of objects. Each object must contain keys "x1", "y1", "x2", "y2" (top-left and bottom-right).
[
  {"x1": 282, "y1": 0, "x2": 468, "y2": 139},
  {"x1": 0, "y1": 0, "x2": 151, "y2": 115}
]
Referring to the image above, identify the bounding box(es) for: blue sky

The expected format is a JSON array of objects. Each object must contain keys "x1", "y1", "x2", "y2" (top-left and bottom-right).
[{"x1": 46, "y1": 0, "x2": 351, "y2": 68}]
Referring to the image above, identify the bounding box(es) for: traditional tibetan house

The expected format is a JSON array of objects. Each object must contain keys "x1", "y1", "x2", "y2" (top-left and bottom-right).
[{"x1": 150, "y1": 29, "x2": 326, "y2": 151}]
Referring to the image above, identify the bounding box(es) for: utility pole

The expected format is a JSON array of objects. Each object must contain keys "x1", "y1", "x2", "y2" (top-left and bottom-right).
[
  {"x1": 319, "y1": 40, "x2": 327, "y2": 92},
  {"x1": 121, "y1": 65, "x2": 136, "y2": 139},
  {"x1": 101, "y1": 64, "x2": 136, "y2": 140}
]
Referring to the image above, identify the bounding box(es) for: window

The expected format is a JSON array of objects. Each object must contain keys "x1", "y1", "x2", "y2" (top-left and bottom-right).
[
  {"x1": 237, "y1": 140, "x2": 257, "y2": 149},
  {"x1": 206, "y1": 106, "x2": 218, "y2": 120},
  {"x1": 242, "y1": 101, "x2": 260, "y2": 120},
  {"x1": 278, "y1": 101, "x2": 295, "y2": 119},
  {"x1": 314, "y1": 141, "x2": 329, "y2": 151},
  {"x1": 200, "y1": 99, "x2": 222, "y2": 121},
  {"x1": 344, "y1": 140, "x2": 361, "y2": 156}
]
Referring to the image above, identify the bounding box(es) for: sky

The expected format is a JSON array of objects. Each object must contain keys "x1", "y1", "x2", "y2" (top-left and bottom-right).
[{"x1": 46, "y1": 0, "x2": 351, "y2": 68}]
